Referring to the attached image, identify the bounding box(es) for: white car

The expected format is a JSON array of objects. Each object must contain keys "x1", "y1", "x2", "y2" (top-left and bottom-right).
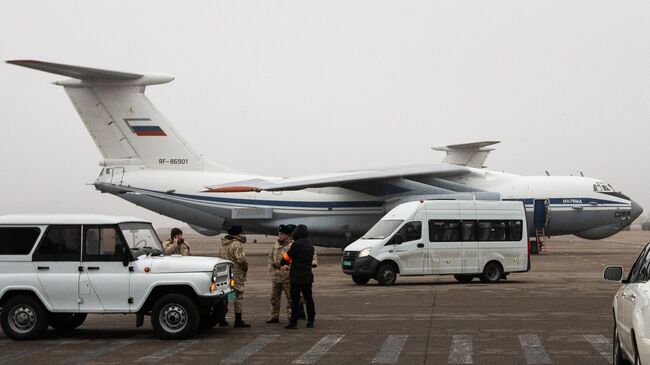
[
  {"x1": 0, "y1": 214, "x2": 235, "y2": 340},
  {"x1": 604, "y1": 243, "x2": 650, "y2": 364}
]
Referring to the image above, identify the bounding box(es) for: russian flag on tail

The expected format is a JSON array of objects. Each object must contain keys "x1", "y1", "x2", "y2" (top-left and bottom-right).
[{"x1": 124, "y1": 118, "x2": 167, "y2": 136}]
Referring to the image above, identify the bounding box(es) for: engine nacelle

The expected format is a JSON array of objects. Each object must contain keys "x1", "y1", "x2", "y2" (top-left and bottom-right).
[{"x1": 188, "y1": 224, "x2": 222, "y2": 236}]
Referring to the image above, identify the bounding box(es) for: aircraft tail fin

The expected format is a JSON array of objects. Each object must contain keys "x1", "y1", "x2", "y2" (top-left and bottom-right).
[
  {"x1": 8, "y1": 60, "x2": 232, "y2": 172},
  {"x1": 431, "y1": 141, "x2": 500, "y2": 168}
]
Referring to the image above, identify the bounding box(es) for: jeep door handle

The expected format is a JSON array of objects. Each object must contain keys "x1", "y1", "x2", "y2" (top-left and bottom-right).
[
  {"x1": 37, "y1": 266, "x2": 49, "y2": 270},
  {"x1": 417, "y1": 243, "x2": 425, "y2": 248},
  {"x1": 87, "y1": 267, "x2": 100, "y2": 271},
  {"x1": 630, "y1": 293, "x2": 637, "y2": 300}
]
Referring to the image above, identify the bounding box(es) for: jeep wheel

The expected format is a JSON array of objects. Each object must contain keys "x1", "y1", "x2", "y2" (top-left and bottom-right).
[
  {"x1": 480, "y1": 262, "x2": 502, "y2": 283},
  {"x1": 50, "y1": 313, "x2": 87, "y2": 331},
  {"x1": 352, "y1": 274, "x2": 370, "y2": 285},
  {"x1": 151, "y1": 294, "x2": 200, "y2": 339},
  {"x1": 454, "y1": 274, "x2": 474, "y2": 283},
  {"x1": 376, "y1": 264, "x2": 397, "y2": 286},
  {"x1": 1, "y1": 295, "x2": 50, "y2": 340},
  {"x1": 199, "y1": 303, "x2": 226, "y2": 330}
]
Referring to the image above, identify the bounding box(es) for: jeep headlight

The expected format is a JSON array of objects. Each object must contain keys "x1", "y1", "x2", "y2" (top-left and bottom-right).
[{"x1": 359, "y1": 247, "x2": 372, "y2": 258}]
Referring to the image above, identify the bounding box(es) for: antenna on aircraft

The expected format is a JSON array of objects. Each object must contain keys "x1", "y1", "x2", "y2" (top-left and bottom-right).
[
  {"x1": 580, "y1": 171, "x2": 584, "y2": 177},
  {"x1": 545, "y1": 170, "x2": 550, "y2": 176}
]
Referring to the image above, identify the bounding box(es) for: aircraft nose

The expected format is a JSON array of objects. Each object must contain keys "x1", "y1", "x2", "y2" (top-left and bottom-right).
[{"x1": 631, "y1": 200, "x2": 644, "y2": 221}]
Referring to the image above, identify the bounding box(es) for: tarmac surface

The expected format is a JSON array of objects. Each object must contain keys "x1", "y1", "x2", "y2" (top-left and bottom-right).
[{"x1": 1, "y1": 230, "x2": 649, "y2": 365}]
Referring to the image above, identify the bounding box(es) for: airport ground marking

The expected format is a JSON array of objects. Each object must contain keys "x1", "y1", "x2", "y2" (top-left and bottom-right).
[
  {"x1": 221, "y1": 335, "x2": 279, "y2": 364},
  {"x1": 292, "y1": 334, "x2": 345, "y2": 364},
  {"x1": 136, "y1": 339, "x2": 201, "y2": 363},
  {"x1": 448, "y1": 335, "x2": 473, "y2": 364},
  {"x1": 519, "y1": 334, "x2": 552, "y2": 364},
  {"x1": 63, "y1": 339, "x2": 136, "y2": 365},
  {"x1": 372, "y1": 335, "x2": 408, "y2": 364},
  {"x1": 583, "y1": 335, "x2": 612, "y2": 364}
]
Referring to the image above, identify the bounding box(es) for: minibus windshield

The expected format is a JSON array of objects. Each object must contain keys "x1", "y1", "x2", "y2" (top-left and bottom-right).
[{"x1": 362, "y1": 220, "x2": 404, "y2": 239}]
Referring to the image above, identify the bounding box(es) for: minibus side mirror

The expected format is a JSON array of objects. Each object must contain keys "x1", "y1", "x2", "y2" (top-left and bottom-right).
[{"x1": 603, "y1": 266, "x2": 624, "y2": 282}]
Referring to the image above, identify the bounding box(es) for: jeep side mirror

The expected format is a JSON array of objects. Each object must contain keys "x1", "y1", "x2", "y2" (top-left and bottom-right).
[
  {"x1": 603, "y1": 266, "x2": 624, "y2": 282},
  {"x1": 122, "y1": 255, "x2": 130, "y2": 267}
]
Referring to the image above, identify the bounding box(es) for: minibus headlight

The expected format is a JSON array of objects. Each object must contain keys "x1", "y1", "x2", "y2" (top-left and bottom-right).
[{"x1": 359, "y1": 247, "x2": 372, "y2": 257}]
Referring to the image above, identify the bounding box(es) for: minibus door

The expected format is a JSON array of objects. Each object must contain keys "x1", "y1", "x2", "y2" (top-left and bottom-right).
[{"x1": 391, "y1": 221, "x2": 424, "y2": 275}]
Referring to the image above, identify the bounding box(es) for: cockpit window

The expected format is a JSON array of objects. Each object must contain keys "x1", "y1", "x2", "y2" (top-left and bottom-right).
[{"x1": 594, "y1": 182, "x2": 615, "y2": 193}]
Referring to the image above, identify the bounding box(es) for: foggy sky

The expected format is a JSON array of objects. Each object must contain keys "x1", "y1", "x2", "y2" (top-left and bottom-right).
[{"x1": 1, "y1": 0, "x2": 648, "y2": 228}]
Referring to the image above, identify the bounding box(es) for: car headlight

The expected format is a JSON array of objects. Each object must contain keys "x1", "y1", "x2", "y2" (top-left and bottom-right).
[{"x1": 359, "y1": 247, "x2": 372, "y2": 257}]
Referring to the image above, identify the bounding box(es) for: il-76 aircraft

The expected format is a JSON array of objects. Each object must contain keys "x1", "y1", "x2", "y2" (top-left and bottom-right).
[{"x1": 8, "y1": 60, "x2": 643, "y2": 247}]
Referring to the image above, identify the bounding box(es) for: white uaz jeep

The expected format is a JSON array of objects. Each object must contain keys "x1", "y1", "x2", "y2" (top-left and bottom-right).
[{"x1": 0, "y1": 214, "x2": 235, "y2": 340}]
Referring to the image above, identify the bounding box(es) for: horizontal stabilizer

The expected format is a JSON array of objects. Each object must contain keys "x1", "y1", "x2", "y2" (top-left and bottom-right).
[
  {"x1": 431, "y1": 141, "x2": 500, "y2": 168},
  {"x1": 7, "y1": 60, "x2": 143, "y2": 80}
]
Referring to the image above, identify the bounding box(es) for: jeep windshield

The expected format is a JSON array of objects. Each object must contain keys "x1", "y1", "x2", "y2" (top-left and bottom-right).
[
  {"x1": 119, "y1": 223, "x2": 164, "y2": 257},
  {"x1": 362, "y1": 219, "x2": 404, "y2": 240}
]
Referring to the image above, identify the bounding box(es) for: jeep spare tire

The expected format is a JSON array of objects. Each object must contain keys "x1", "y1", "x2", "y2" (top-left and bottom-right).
[{"x1": 151, "y1": 293, "x2": 200, "y2": 340}]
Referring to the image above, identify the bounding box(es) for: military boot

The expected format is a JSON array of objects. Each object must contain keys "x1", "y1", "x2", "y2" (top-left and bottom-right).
[{"x1": 234, "y1": 313, "x2": 251, "y2": 328}]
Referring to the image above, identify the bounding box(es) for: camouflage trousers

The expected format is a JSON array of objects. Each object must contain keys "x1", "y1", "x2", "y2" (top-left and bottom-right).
[
  {"x1": 233, "y1": 281, "x2": 245, "y2": 314},
  {"x1": 270, "y1": 281, "x2": 291, "y2": 320}
]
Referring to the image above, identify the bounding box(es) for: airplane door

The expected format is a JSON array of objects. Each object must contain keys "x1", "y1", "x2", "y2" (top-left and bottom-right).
[
  {"x1": 111, "y1": 167, "x2": 125, "y2": 185},
  {"x1": 392, "y1": 221, "x2": 424, "y2": 275},
  {"x1": 533, "y1": 199, "x2": 549, "y2": 229},
  {"x1": 31, "y1": 225, "x2": 82, "y2": 312}
]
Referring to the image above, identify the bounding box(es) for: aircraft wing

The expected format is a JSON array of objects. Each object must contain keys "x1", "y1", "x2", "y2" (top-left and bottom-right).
[{"x1": 204, "y1": 164, "x2": 470, "y2": 193}]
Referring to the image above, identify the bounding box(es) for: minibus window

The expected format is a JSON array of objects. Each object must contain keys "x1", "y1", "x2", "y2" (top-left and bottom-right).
[
  {"x1": 363, "y1": 220, "x2": 404, "y2": 240},
  {"x1": 428, "y1": 220, "x2": 460, "y2": 242},
  {"x1": 461, "y1": 221, "x2": 476, "y2": 241},
  {"x1": 506, "y1": 220, "x2": 523, "y2": 241},
  {"x1": 393, "y1": 221, "x2": 422, "y2": 243}
]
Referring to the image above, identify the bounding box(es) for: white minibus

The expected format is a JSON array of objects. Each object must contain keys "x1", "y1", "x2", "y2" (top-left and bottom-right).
[{"x1": 342, "y1": 200, "x2": 530, "y2": 285}]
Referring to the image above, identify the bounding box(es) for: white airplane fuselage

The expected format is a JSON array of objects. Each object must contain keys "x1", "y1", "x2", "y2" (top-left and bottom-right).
[{"x1": 96, "y1": 165, "x2": 641, "y2": 247}]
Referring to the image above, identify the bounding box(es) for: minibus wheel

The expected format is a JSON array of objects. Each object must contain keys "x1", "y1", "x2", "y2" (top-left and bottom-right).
[
  {"x1": 376, "y1": 264, "x2": 397, "y2": 286},
  {"x1": 352, "y1": 275, "x2": 370, "y2": 285},
  {"x1": 480, "y1": 262, "x2": 503, "y2": 283}
]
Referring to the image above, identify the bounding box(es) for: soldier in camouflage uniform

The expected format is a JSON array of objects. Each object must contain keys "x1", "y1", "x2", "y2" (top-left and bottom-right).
[
  {"x1": 219, "y1": 225, "x2": 250, "y2": 328},
  {"x1": 162, "y1": 228, "x2": 191, "y2": 256},
  {"x1": 266, "y1": 224, "x2": 295, "y2": 323}
]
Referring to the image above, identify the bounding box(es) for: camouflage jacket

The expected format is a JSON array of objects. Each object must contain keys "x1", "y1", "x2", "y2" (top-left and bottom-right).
[
  {"x1": 162, "y1": 240, "x2": 191, "y2": 256},
  {"x1": 268, "y1": 239, "x2": 293, "y2": 283},
  {"x1": 219, "y1": 235, "x2": 248, "y2": 279}
]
